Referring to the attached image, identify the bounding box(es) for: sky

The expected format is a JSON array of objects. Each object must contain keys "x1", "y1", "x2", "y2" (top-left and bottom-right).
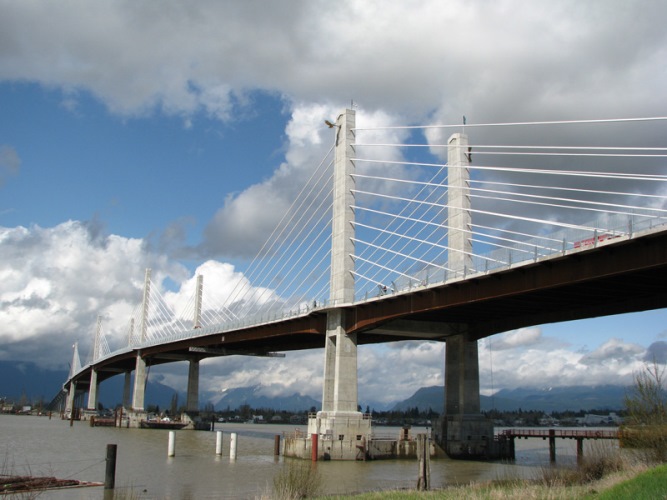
[{"x1": 1, "y1": 0, "x2": 667, "y2": 407}]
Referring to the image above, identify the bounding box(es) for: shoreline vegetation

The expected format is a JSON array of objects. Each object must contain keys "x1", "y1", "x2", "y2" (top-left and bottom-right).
[
  {"x1": 317, "y1": 461, "x2": 667, "y2": 500},
  {"x1": 267, "y1": 436, "x2": 666, "y2": 500}
]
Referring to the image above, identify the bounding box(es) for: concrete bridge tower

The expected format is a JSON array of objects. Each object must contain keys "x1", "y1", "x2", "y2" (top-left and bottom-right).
[
  {"x1": 307, "y1": 109, "x2": 372, "y2": 459},
  {"x1": 436, "y1": 133, "x2": 495, "y2": 458}
]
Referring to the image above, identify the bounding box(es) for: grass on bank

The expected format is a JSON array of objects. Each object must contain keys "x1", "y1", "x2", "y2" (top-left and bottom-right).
[
  {"x1": 317, "y1": 464, "x2": 664, "y2": 500},
  {"x1": 593, "y1": 462, "x2": 667, "y2": 500},
  {"x1": 311, "y1": 442, "x2": 666, "y2": 500}
]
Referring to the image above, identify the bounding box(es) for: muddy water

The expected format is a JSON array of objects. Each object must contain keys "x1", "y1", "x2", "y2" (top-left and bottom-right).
[{"x1": 1, "y1": 415, "x2": 606, "y2": 499}]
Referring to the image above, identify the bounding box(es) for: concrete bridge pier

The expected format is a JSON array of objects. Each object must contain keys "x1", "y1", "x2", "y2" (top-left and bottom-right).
[
  {"x1": 436, "y1": 333, "x2": 495, "y2": 459},
  {"x1": 85, "y1": 368, "x2": 99, "y2": 414},
  {"x1": 186, "y1": 358, "x2": 199, "y2": 412},
  {"x1": 289, "y1": 108, "x2": 370, "y2": 460},
  {"x1": 306, "y1": 309, "x2": 371, "y2": 460},
  {"x1": 65, "y1": 381, "x2": 77, "y2": 416},
  {"x1": 122, "y1": 370, "x2": 132, "y2": 408}
]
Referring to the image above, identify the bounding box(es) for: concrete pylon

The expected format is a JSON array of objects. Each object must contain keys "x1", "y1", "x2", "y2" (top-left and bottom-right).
[
  {"x1": 122, "y1": 371, "x2": 132, "y2": 408},
  {"x1": 65, "y1": 381, "x2": 77, "y2": 416},
  {"x1": 86, "y1": 369, "x2": 98, "y2": 411},
  {"x1": 65, "y1": 343, "x2": 81, "y2": 416},
  {"x1": 186, "y1": 358, "x2": 199, "y2": 413},
  {"x1": 131, "y1": 269, "x2": 151, "y2": 413},
  {"x1": 438, "y1": 133, "x2": 494, "y2": 459},
  {"x1": 308, "y1": 109, "x2": 371, "y2": 460}
]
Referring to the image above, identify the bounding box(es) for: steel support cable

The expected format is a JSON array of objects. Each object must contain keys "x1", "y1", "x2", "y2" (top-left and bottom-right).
[
  {"x1": 351, "y1": 166, "x2": 449, "y2": 278},
  {"x1": 353, "y1": 220, "x2": 500, "y2": 266},
  {"x1": 353, "y1": 193, "x2": 452, "y2": 292},
  {"x1": 354, "y1": 188, "x2": 601, "y2": 235},
  {"x1": 242, "y1": 209, "x2": 334, "y2": 314},
  {"x1": 352, "y1": 173, "x2": 453, "y2": 280},
  {"x1": 149, "y1": 286, "x2": 188, "y2": 338},
  {"x1": 352, "y1": 116, "x2": 667, "y2": 131},
  {"x1": 469, "y1": 190, "x2": 667, "y2": 219},
  {"x1": 234, "y1": 148, "x2": 333, "y2": 287},
  {"x1": 285, "y1": 247, "x2": 333, "y2": 310},
  {"x1": 468, "y1": 164, "x2": 667, "y2": 181},
  {"x1": 351, "y1": 235, "x2": 450, "y2": 273},
  {"x1": 257, "y1": 233, "x2": 331, "y2": 316},
  {"x1": 352, "y1": 204, "x2": 549, "y2": 255},
  {"x1": 238, "y1": 185, "x2": 334, "y2": 313},
  {"x1": 239, "y1": 168, "x2": 333, "y2": 291},
  {"x1": 226, "y1": 168, "x2": 334, "y2": 311},
  {"x1": 469, "y1": 151, "x2": 667, "y2": 159},
  {"x1": 472, "y1": 222, "x2": 562, "y2": 245},
  {"x1": 354, "y1": 173, "x2": 667, "y2": 207},
  {"x1": 227, "y1": 172, "x2": 329, "y2": 312},
  {"x1": 177, "y1": 293, "x2": 197, "y2": 326},
  {"x1": 308, "y1": 260, "x2": 333, "y2": 305},
  {"x1": 356, "y1": 143, "x2": 667, "y2": 152},
  {"x1": 472, "y1": 225, "x2": 560, "y2": 253},
  {"x1": 221, "y1": 146, "x2": 334, "y2": 310},
  {"x1": 203, "y1": 297, "x2": 238, "y2": 323},
  {"x1": 268, "y1": 228, "x2": 333, "y2": 309},
  {"x1": 354, "y1": 157, "x2": 667, "y2": 182},
  {"x1": 266, "y1": 245, "x2": 332, "y2": 314},
  {"x1": 148, "y1": 295, "x2": 181, "y2": 334},
  {"x1": 351, "y1": 255, "x2": 422, "y2": 284},
  {"x1": 469, "y1": 178, "x2": 667, "y2": 202},
  {"x1": 464, "y1": 185, "x2": 667, "y2": 216}
]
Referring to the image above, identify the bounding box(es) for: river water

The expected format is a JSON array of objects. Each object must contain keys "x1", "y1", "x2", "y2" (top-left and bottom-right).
[{"x1": 1, "y1": 415, "x2": 605, "y2": 499}]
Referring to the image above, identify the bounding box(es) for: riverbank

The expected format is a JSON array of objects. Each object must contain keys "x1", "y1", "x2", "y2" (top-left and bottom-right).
[{"x1": 320, "y1": 462, "x2": 667, "y2": 499}]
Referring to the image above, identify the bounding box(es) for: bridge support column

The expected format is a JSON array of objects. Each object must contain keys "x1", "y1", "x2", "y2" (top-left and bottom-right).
[
  {"x1": 131, "y1": 354, "x2": 146, "y2": 412},
  {"x1": 437, "y1": 333, "x2": 494, "y2": 458},
  {"x1": 186, "y1": 358, "x2": 199, "y2": 413},
  {"x1": 122, "y1": 371, "x2": 132, "y2": 408},
  {"x1": 303, "y1": 108, "x2": 370, "y2": 460},
  {"x1": 65, "y1": 381, "x2": 77, "y2": 416},
  {"x1": 86, "y1": 369, "x2": 99, "y2": 412},
  {"x1": 308, "y1": 311, "x2": 370, "y2": 460}
]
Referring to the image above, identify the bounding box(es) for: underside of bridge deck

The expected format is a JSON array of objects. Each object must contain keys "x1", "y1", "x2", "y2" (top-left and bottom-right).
[{"x1": 350, "y1": 229, "x2": 667, "y2": 341}]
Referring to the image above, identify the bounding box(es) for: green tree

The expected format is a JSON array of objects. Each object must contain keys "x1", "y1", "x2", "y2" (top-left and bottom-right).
[{"x1": 623, "y1": 360, "x2": 667, "y2": 462}]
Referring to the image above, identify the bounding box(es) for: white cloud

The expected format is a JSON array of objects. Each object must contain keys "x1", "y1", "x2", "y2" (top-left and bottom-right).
[
  {"x1": 2, "y1": 1, "x2": 665, "y2": 123},
  {"x1": 489, "y1": 327, "x2": 543, "y2": 351},
  {"x1": 0, "y1": 221, "x2": 185, "y2": 366},
  {"x1": 1, "y1": 0, "x2": 666, "y2": 402}
]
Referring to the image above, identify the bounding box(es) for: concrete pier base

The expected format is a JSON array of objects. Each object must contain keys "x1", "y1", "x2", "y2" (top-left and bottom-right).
[
  {"x1": 284, "y1": 420, "x2": 438, "y2": 460},
  {"x1": 303, "y1": 412, "x2": 371, "y2": 460},
  {"x1": 435, "y1": 415, "x2": 496, "y2": 459},
  {"x1": 124, "y1": 410, "x2": 148, "y2": 428}
]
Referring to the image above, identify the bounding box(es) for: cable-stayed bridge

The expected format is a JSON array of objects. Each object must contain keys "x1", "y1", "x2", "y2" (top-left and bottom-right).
[{"x1": 59, "y1": 111, "x2": 667, "y2": 459}]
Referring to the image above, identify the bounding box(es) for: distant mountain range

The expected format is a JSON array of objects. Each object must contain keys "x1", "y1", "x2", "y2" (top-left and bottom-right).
[
  {"x1": 0, "y1": 360, "x2": 629, "y2": 413},
  {"x1": 391, "y1": 385, "x2": 629, "y2": 413}
]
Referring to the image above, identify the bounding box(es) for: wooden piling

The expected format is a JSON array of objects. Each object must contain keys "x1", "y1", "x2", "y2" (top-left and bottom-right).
[
  {"x1": 416, "y1": 434, "x2": 430, "y2": 491},
  {"x1": 576, "y1": 438, "x2": 584, "y2": 463},
  {"x1": 274, "y1": 434, "x2": 281, "y2": 456},
  {"x1": 548, "y1": 429, "x2": 556, "y2": 463},
  {"x1": 104, "y1": 444, "x2": 117, "y2": 490}
]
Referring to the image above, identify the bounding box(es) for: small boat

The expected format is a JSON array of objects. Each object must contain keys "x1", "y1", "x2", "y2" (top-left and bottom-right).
[{"x1": 140, "y1": 420, "x2": 188, "y2": 430}]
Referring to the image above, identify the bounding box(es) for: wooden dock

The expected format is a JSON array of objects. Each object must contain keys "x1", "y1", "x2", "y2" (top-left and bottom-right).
[{"x1": 499, "y1": 428, "x2": 620, "y2": 462}]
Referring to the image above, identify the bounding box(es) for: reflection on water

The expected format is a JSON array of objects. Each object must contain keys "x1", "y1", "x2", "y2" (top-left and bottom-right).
[{"x1": 1, "y1": 415, "x2": 606, "y2": 499}]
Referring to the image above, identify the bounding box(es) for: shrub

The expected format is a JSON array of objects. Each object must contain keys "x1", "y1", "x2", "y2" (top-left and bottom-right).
[
  {"x1": 623, "y1": 360, "x2": 667, "y2": 463},
  {"x1": 272, "y1": 460, "x2": 321, "y2": 499}
]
